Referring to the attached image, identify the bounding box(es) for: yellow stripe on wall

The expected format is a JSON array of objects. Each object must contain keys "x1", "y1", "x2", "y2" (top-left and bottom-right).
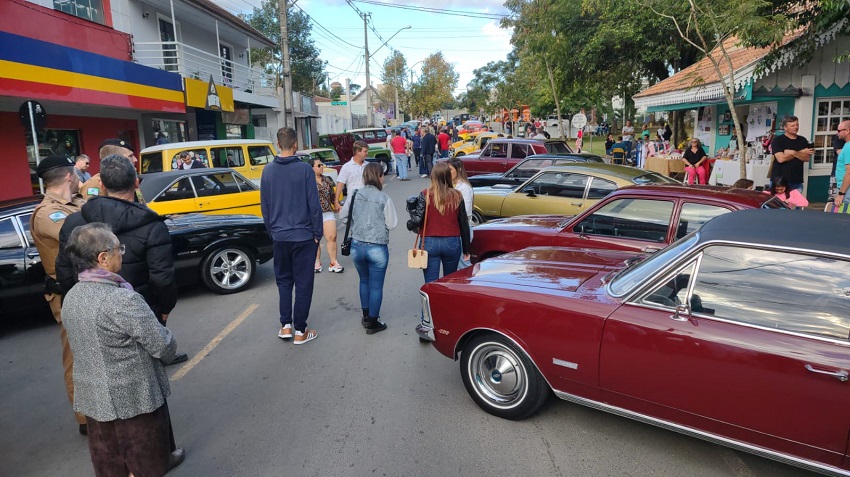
[{"x1": 0, "y1": 59, "x2": 184, "y2": 103}]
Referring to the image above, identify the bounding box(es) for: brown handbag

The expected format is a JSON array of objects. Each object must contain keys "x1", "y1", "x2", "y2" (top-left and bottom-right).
[{"x1": 408, "y1": 193, "x2": 429, "y2": 269}]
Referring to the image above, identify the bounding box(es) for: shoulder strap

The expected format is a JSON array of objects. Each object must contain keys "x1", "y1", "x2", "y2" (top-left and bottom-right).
[{"x1": 343, "y1": 189, "x2": 358, "y2": 243}]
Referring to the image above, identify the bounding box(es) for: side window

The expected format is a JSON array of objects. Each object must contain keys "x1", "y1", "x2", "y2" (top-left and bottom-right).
[
  {"x1": 691, "y1": 246, "x2": 850, "y2": 341},
  {"x1": 479, "y1": 137, "x2": 492, "y2": 149},
  {"x1": 575, "y1": 198, "x2": 674, "y2": 242},
  {"x1": 0, "y1": 218, "x2": 21, "y2": 249},
  {"x1": 171, "y1": 149, "x2": 208, "y2": 169},
  {"x1": 480, "y1": 143, "x2": 492, "y2": 157},
  {"x1": 363, "y1": 132, "x2": 376, "y2": 140},
  {"x1": 233, "y1": 174, "x2": 257, "y2": 192},
  {"x1": 195, "y1": 173, "x2": 240, "y2": 197},
  {"x1": 155, "y1": 179, "x2": 196, "y2": 202},
  {"x1": 318, "y1": 137, "x2": 331, "y2": 147},
  {"x1": 676, "y1": 203, "x2": 731, "y2": 239},
  {"x1": 489, "y1": 143, "x2": 508, "y2": 158},
  {"x1": 586, "y1": 178, "x2": 618, "y2": 199},
  {"x1": 19, "y1": 213, "x2": 33, "y2": 245},
  {"x1": 248, "y1": 146, "x2": 275, "y2": 166},
  {"x1": 211, "y1": 147, "x2": 245, "y2": 168},
  {"x1": 511, "y1": 144, "x2": 528, "y2": 159},
  {"x1": 141, "y1": 152, "x2": 163, "y2": 173},
  {"x1": 522, "y1": 172, "x2": 587, "y2": 198},
  {"x1": 641, "y1": 261, "x2": 697, "y2": 308},
  {"x1": 510, "y1": 159, "x2": 551, "y2": 179},
  {"x1": 376, "y1": 130, "x2": 388, "y2": 140}
]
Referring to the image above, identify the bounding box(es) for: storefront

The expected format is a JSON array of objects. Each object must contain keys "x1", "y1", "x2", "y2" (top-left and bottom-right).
[
  {"x1": 0, "y1": 11, "x2": 185, "y2": 200},
  {"x1": 634, "y1": 33, "x2": 850, "y2": 201}
]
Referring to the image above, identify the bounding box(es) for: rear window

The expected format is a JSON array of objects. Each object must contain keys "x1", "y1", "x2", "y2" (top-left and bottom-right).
[
  {"x1": 544, "y1": 142, "x2": 571, "y2": 154},
  {"x1": 141, "y1": 152, "x2": 163, "y2": 173},
  {"x1": 632, "y1": 172, "x2": 678, "y2": 184},
  {"x1": 531, "y1": 143, "x2": 548, "y2": 154}
]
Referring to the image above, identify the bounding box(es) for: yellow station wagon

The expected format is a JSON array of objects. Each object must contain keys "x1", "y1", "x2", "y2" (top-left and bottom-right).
[
  {"x1": 140, "y1": 140, "x2": 277, "y2": 184},
  {"x1": 450, "y1": 132, "x2": 503, "y2": 157}
]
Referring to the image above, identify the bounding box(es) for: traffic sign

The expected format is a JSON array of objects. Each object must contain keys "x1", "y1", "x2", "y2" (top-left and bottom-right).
[
  {"x1": 331, "y1": 101, "x2": 347, "y2": 106},
  {"x1": 19, "y1": 100, "x2": 46, "y2": 131},
  {"x1": 572, "y1": 113, "x2": 587, "y2": 129}
]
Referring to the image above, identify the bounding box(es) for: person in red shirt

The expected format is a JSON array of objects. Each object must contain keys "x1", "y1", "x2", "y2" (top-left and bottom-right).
[
  {"x1": 390, "y1": 130, "x2": 409, "y2": 180},
  {"x1": 437, "y1": 128, "x2": 451, "y2": 159}
]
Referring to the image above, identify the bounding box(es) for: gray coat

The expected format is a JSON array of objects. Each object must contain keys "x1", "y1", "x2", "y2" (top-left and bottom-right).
[{"x1": 62, "y1": 281, "x2": 177, "y2": 421}]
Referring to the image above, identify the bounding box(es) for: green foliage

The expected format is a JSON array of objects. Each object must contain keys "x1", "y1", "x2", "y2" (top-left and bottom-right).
[
  {"x1": 409, "y1": 52, "x2": 459, "y2": 117},
  {"x1": 242, "y1": 0, "x2": 326, "y2": 94}
]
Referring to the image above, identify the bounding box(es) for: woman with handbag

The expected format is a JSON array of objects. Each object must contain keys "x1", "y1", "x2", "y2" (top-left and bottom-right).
[
  {"x1": 407, "y1": 161, "x2": 471, "y2": 284},
  {"x1": 343, "y1": 163, "x2": 398, "y2": 334},
  {"x1": 312, "y1": 158, "x2": 343, "y2": 273}
]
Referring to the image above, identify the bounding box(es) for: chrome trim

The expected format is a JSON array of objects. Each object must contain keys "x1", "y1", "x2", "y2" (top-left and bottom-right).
[
  {"x1": 552, "y1": 358, "x2": 578, "y2": 370},
  {"x1": 418, "y1": 291, "x2": 435, "y2": 342},
  {"x1": 552, "y1": 389, "x2": 850, "y2": 477}
]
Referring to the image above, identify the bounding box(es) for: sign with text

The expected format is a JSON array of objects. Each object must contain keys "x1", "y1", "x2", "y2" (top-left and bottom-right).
[
  {"x1": 184, "y1": 77, "x2": 234, "y2": 112},
  {"x1": 331, "y1": 101, "x2": 347, "y2": 105}
]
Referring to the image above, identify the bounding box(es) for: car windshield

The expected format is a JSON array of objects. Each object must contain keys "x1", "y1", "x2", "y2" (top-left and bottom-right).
[
  {"x1": 632, "y1": 172, "x2": 678, "y2": 184},
  {"x1": 609, "y1": 233, "x2": 699, "y2": 296}
]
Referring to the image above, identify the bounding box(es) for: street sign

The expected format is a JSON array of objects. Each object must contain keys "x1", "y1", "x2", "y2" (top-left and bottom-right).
[
  {"x1": 572, "y1": 113, "x2": 587, "y2": 129},
  {"x1": 19, "y1": 100, "x2": 46, "y2": 131},
  {"x1": 331, "y1": 101, "x2": 347, "y2": 105}
]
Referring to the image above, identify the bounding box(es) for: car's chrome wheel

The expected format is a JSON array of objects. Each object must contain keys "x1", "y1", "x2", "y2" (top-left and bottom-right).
[
  {"x1": 460, "y1": 334, "x2": 549, "y2": 420},
  {"x1": 201, "y1": 246, "x2": 254, "y2": 294}
]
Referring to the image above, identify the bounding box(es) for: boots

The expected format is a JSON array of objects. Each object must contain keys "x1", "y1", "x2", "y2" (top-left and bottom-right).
[
  {"x1": 361, "y1": 308, "x2": 370, "y2": 329},
  {"x1": 365, "y1": 316, "x2": 387, "y2": 335}
]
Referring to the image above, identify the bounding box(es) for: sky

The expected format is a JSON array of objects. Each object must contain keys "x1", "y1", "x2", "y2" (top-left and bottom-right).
[{"x1": 214, "y1": 0, "x2": 515, "y2": 96}]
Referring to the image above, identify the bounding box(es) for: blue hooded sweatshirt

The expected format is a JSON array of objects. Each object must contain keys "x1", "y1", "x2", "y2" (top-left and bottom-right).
[{"x1": 260, "y1": 155, "x2": 322, "y2": 242}]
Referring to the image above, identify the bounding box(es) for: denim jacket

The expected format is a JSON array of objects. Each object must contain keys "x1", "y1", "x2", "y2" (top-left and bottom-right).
[{"x1": 349, "y1": 186, "x2": 394, "y2": 244}]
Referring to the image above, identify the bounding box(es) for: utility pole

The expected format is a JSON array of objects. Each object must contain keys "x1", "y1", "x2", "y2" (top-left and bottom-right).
[
  {"x1": 393, "y1": 51, "x2": 399, "y2": 126},
  {"x1": 362, "y1": 12, "x2": 372, "y2": 127},
  {"x1": 279, "y1": 0, "x2": 294, "y2": 129}
]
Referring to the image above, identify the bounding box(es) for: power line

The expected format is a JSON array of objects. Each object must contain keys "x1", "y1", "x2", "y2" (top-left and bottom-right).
[
  {"x1": 292, "y1": 3, "x2": 362, "y2": 49},
  {"x1": 351, "y1": 0, "x2": 508, "y2": 20}
]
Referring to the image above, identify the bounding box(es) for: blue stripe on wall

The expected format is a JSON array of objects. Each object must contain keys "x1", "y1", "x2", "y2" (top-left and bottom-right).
[{"x1": 0, "y1": 31, "x2": 182, "y2": 92}]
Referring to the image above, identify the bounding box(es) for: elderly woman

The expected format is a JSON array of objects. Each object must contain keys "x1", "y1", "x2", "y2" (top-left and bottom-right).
[{"x1": 62, "y1": 223, "x2": 184, "y2": 477}]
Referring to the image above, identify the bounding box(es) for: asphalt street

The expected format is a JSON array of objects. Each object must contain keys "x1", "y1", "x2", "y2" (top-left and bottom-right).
[{"x1": 0, "y1": 169, "x2": 816, "y2": 477}]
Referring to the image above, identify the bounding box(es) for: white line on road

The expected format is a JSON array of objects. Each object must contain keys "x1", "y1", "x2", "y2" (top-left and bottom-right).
[{"x1": 171, "y1": 303, "x2": 259, "y2": 381}]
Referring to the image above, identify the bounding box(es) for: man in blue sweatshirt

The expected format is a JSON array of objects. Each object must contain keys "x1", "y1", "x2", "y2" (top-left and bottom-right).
[{"x1": 261, "y1": 128, "x2": 322, "y2": 345}]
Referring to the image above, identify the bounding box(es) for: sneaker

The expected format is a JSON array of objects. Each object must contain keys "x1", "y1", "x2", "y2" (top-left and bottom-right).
[
  {"x1": 278, "y1": 324, "x2": 293, "y2": 339},
  {"x1": 420, "y1": 174, "x2": 428, "y2": 178},
  {"x1": 314, "y1": 261, "x2": 322, "y2": 273},
  {"x1": 293, "y1": 328, "x2": 318, "y2": 345},
  {"x1": 328, "y1": 261, "x2": 344, "y2": 273}
]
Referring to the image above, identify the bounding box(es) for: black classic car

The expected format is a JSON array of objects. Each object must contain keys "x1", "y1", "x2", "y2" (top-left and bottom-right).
[
  {"x1": 0, "y1": 196, "x2": 273, "y2": 317},
  {"x1": 468, "y1": 154, "x2": 606, "y2": 188}
]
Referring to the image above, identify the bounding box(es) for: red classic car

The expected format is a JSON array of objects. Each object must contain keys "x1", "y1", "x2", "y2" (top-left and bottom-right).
[
  {"x1": 418, "y1": 209, "x2": 850, "y2": 476},
  {"x1": 469, "y1": 185, "x2": 787, "y2": 263},
  {"x1": 457, "y1": 138, "x2": 548, "y2": 176}
]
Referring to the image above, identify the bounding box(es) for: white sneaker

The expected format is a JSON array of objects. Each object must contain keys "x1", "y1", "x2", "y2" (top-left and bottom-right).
[
  {"x1": 314, "y1": 260, "x2": 322, "y2": 273},
  {"x1": 420, "y1": 174, "x2": 428, "y2": 178},
  {"x1": 278, "y1": 324, "x2": 293, "y2": 339},
  {"x1": 328, "y1": 261, "x2": 344, "y2": 273}
]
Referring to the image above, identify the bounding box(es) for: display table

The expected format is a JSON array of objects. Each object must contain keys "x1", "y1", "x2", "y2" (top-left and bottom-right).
[
  {"x1": 644, "y1": 155, "x2": 685, "y2": 177},
  {"x1": 708, "y1": 160, "x2": 771, "y2": 186}
]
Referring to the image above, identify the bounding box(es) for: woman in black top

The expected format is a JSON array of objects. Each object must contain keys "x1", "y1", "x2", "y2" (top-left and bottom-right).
[
  {"x1": 682, "y1": 138, "x2": 708, "y2": 184},
  {"x1": 605, "y1": 134, "x2": 615, "y2": 155}
]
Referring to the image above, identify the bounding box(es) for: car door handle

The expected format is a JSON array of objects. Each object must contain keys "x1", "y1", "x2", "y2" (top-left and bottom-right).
[
  {"x1": 571, "y1": 202, "x2": 583, "y2": 206},
  {"x1": 26, "y1": 251, "x2": 40, "y2": 259},
  {"x1": 805, "y1": 364, "x2": 849, "y2": 382},
  {"x1": 642, "y1": 247, "x2": 661, "y2": 253}
]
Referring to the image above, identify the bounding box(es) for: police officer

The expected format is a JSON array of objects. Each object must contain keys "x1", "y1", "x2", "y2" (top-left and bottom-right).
[
  {"x1": 29, "y1": 155, "x2": 88, "y2": 435},
  {"x1": 80, "y1": 138, "x2": 145, "y2": 204}
]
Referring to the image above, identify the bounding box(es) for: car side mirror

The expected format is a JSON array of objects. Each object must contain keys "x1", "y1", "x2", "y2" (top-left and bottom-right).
[
  {"x1": 670, "y1": 303, "x2": 690, "y2": 322},
  {"x1": 525, "y1": 188, "x2": 537, "y2": 197}
]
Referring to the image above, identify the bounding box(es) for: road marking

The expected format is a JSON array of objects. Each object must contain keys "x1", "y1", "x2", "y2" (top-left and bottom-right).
[{"x1": 171, "y1": 303, "x2": 259, "y2": 381}]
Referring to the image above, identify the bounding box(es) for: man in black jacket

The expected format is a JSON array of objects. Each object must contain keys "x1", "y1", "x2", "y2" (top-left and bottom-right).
[
  {"x1": 55, "y1": 155, "x2": 186, "y2": 363},
  {"x1": 419, "y1": 127, "x2": 438, "y2": 177}
]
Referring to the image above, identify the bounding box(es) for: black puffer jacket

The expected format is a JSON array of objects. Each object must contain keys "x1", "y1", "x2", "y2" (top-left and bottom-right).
[{"x1": 55, "y1": 196, "x2": 177, "y2": 316}]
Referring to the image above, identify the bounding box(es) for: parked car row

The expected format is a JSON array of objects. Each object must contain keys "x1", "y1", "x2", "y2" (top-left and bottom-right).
[{"x1": 418, "y1": 207, "x2": 850, "y2": 477}]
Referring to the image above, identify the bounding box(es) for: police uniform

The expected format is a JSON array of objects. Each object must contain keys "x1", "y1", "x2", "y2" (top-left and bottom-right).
[{"x1": 29, "y1": 156, "x2": 87, "y2": 427}]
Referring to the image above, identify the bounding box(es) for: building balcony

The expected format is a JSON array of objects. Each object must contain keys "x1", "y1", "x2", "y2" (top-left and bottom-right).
[{"x1": 134, "y1": 41, "x2": 277, "y2": 98}]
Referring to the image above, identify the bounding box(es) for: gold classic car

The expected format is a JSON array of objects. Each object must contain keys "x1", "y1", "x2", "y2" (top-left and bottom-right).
[
  {"x1": 471, "y1": 163, "x2": 677, "y2": 225},
  {"x1": 451, "y1": 132, "x2": 503, "y2": 157}
]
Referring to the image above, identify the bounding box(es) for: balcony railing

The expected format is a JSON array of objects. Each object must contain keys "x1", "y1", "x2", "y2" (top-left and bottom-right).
[{"x1": 134, "y1": 41, "x2": 277, "y2": 98}]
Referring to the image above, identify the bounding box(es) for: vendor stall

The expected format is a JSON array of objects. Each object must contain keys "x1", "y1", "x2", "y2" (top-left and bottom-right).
[{"x1": 643, "y1": 155, "x2": 685, "y2": 178}]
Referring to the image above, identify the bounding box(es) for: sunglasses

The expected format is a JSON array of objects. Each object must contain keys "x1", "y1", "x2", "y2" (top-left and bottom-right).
[
  {"x1": 315, "y1": 163, "x2": 324, "y2": 167},
  {"x1": 839, "y1": 128, "x2": 849, "y2": 133}
]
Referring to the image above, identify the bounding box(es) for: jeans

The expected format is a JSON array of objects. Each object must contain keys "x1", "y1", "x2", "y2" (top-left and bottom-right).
[
  {"x1": 273, "y1": 239, "x2": 318, "y2": 332},
  {"x1": 413, "y1": 148, "x2": 421, "y2": 166},
  {"x1": 420, "y1": 154, "x2": 432, "y2": 175},
  {"x1": 351, "y1": 240, "x2": 389, "y2": 317},
  {"x1": 422, "y1": 236, "x2": 461, "y2": 284},
  {"x1": 440, "y1": 149, "x2": 449, "y2": 159},
  {"x1": 394, "y1": 153, "x2": 408, "y2": 179}
]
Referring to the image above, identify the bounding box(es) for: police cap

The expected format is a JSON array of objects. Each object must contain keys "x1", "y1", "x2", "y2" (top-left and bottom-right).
[
  {"x1": 99, "y1": 138, "x2": 135, "y2": 152},
  {"x1": 36, "y1": 155, "x2": 75, "y2": 178}
]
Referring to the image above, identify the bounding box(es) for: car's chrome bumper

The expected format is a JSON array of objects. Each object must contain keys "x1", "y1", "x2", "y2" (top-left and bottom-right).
[{"x1": 417, "y1": 291, "x2": 435, "y2": 342}]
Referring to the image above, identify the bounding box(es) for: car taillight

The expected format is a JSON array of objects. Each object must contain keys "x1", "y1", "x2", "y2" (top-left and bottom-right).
[{"x1": 420, "y1": 291, "x2": 433, "y2": 325}]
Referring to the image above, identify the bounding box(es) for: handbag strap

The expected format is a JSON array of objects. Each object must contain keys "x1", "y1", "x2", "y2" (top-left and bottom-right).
[
  {"x1": 343, "y1": 189, "x2": 358, "y2": 243},
  {"x1": 414, "y1": 191, "x2": 429, "y2": 250}
]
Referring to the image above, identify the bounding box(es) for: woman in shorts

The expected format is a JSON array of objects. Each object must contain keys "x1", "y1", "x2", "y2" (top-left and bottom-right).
[{"x1": 313, "y1": 158, "x2": 344, "y2": 273}]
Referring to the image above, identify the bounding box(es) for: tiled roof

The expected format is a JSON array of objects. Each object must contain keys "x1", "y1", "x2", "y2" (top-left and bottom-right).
[
  {"x1": 314, "y1": 96, "x2": 332, "y2": 102},
  {"x1": 634, "y1": 37, "x2": 771, "y2": 98}
]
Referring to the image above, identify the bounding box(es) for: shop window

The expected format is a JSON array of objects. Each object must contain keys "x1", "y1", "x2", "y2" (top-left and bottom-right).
[
  {"x1": 252, "y1": 116, "x2": 268, "y2": 128},
  {"x1": 813, "y1": 98, "x2": 850, "y2": 169},
  {"x1": 54, "y1": 0, "x2": 104, "y2": 24},
  {"x1": 225, "y1": 124, "x2": 243, "y2": 140},
  {"x1": 24, "y1": 129, "x2": 81, "y2": 195}
]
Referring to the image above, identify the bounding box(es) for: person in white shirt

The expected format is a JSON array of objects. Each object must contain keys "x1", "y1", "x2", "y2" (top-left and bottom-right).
[
  {"x1": 337, "y1": 140, "x2": 369, "y2": 217},
  {"x1": 448, "y1": 157, "x2": 474, "y2": 269}
]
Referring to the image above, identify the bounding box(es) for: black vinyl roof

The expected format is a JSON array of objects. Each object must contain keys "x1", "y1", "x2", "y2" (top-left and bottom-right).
[{"x1": 699, "y1": 209, "x2": 850, "y2": 257}]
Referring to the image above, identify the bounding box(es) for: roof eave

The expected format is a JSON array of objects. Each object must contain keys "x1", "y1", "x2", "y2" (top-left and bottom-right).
[{"x1": 187, "y1": 0, "x2": 276, "y2": 48}]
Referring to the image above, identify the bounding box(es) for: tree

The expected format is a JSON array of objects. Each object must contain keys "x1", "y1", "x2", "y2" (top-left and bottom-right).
[
  {"x1": 242, "y1": 0, "x2": 327, "y2": 94},
  {"x1": 409, "y1": 52, "x2": 459, "y2": 118},
  {"x1": 349, "y1": 83, "x2": 362, "y2": 95},
  {"x1": 381, "y1": 51, "x2": 408, "y2": 119}
]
